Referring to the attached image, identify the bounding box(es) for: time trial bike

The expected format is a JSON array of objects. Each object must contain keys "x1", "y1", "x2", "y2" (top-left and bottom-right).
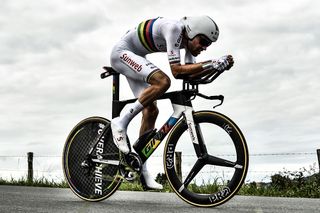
[{"x1": 62, "y1": 66, "x2": 249, "y2": 207}]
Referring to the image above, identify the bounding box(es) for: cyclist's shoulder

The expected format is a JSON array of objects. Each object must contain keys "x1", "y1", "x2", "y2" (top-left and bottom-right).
[
  {"x1": 157, "y1": 17, "x2": 183, "y2": 28},
  {"x1": 156, "y1": 17, "x2": 184, "y2": 35}
]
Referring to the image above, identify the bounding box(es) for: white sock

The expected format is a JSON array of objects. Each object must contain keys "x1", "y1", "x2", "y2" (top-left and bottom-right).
[
  {"x1": 115, "y1": 100, "x2": 144, "y2": 130},
  {"x1": 142, "y1": 161, "x2": 148, "y2": 173}
]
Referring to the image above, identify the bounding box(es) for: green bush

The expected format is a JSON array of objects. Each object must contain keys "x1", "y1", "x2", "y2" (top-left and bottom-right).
[{"x1": 239, "y1": 165, "x2": 320, "y2": 198}]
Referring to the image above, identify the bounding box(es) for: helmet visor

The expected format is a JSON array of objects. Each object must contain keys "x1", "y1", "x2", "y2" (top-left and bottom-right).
[{"x1": 199, "y1": 35, "x2": 212, "y2": 47}]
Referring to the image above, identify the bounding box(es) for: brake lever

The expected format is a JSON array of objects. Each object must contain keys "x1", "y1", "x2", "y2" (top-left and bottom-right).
[
  {"x1": 196, "y1": 93, "x2": 224, "y2": 108},
  {"x1": 212, "y1": 95, "x2": 224, "y2": 108}
]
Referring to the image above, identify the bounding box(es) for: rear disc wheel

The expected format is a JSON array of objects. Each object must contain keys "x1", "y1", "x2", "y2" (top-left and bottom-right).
[{"x1": 62, "y1": 117, "x2": 122, "y2": 201}]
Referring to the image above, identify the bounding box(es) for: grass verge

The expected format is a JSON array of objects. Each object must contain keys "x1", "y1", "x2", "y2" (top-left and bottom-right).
[{"x1": 1, "y1": 166, "x2": 319, "y2": 198}]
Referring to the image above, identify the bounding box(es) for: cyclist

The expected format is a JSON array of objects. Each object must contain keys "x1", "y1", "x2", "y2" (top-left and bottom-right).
[{"x1": 110, "y1": 16, "x2": 234, "y2": 190}]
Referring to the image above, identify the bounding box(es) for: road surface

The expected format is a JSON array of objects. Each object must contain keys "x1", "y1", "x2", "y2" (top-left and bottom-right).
[{"x1": 0, "y1": 185, "x2": 319, "y2": 212}]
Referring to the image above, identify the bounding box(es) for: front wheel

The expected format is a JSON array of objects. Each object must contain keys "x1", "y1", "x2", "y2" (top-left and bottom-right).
[
  {"x1": 62, "y1": 117, "x2": 122, "y2": 202},
  {"x1": 164, "y1": 111, "x2": 248, "y2": 207}
]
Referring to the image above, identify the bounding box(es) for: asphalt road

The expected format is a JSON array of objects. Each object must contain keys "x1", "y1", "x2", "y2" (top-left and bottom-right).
[{"x1": 0, "y1": 185, "x2": 319, "y2": 213}]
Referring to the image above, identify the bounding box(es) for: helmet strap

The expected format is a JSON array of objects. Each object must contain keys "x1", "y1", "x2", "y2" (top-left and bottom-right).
[
  {"x1": 186, "y1": 39, "x2": 192, "y2": 51},
  {"x1": 182, "y1": 28, "x2": 190, "y2": 49},
  {"x1": 186, "y1": 36, "x2": 196, "y2": 52},
  {"x1": 182, "y1": 29, "x2": 192, "y2": 51}
]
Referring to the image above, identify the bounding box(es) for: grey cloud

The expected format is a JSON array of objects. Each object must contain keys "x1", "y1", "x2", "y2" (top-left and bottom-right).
[
  {"x1": 0, "y1": 1, "x2": 109, "y2": 64},
  {"x1": 1, "y1": 0, "x2": 320, "y2": 181}
]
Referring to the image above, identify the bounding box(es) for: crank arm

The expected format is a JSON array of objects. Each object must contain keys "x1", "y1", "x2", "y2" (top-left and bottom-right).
[{"x1": 91, "y1": 158, "x2": 120, "y2": 166}]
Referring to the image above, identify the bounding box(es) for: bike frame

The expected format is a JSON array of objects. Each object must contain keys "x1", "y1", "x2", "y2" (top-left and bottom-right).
[
  {"x1": 89, "y1": 67, "x2": 224, "y2": 166},
  {"x1": 111, "y1": 70, "x2": 203, "y2": 163}
]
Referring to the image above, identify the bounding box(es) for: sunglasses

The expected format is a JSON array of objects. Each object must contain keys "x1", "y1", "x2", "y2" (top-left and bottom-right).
[{"x1": 199, "y1": 36, "x2": 212, "y2": 47}]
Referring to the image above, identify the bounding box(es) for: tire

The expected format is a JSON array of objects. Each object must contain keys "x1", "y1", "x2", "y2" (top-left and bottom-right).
[
  {"x1": 62, "y1": 117, "x2": 122, "y2": 202},
  {"x1": 164, "y1": 111, "x2": 248, "y2": 207}
]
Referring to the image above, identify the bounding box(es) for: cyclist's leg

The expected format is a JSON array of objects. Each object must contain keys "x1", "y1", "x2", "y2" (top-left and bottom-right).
[
  {"x1": 126, "y1": 80, "x2": 163, "y2": 190},
  {"x1": 110, "y1": 48, "x2": 166, "y2": 189},
  {"x1": 140, "y1": 102, "x2": 158, "y2": 136},
  {"x1": 127, "y1": 73, "x2": 168, "y2": 136},
  {"x1": 110, "y1": 48, "x2": 170, "y2": 154},
  {"x1": 131, "y1": 81, "x2": 164, "y2": 190},
  {"x1": 138, "y1": 71, "x2": 170, "y2": 106},
  {"x1": 126, "y1": 81, "x2": 163, "y2": 190}
]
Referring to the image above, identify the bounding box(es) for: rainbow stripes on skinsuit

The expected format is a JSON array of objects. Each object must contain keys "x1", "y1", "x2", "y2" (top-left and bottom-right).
[{"x1": 137, "y1": 18, "x2": 158, "y2": 52}]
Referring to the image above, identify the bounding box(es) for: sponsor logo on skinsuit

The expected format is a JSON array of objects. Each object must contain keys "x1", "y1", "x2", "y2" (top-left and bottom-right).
[{"x1": 120, "y1": 53, "x2": 143, "y2": 72}]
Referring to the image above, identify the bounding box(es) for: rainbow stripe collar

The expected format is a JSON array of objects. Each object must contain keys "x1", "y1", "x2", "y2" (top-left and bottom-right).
[{"x1": 137, "y1": 18, "x2": 159, "y2": 52}]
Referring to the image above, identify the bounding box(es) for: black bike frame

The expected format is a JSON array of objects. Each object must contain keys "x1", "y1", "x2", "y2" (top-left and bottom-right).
[
  {"x1": 91, "y1": 67, "x2": 224, "y2": 164},
  {"x1": 111, "y1": 72, "x2": 193, "y2": 118},
  {"x1": 110, "y1": 70, "x2": 197, "y2": 162}
]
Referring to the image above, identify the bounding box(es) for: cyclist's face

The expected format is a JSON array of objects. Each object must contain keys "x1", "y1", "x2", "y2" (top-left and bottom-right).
[{"x1": 188, "y1": 35, "x2": 212, "y2": 56}]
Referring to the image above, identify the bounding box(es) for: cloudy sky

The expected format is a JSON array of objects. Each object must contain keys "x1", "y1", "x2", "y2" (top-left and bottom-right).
[{"x1": 1, "y1": 0, "x2": 319, "y2": 181}]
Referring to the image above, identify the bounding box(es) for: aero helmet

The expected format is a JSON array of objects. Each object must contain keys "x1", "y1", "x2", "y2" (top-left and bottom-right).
[{"x1": 180, "y1": 16, "x2": 219, "y2": 42}]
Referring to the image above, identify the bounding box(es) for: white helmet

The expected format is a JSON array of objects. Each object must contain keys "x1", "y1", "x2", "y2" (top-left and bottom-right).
[{"x1": 180, "y1": 16, "x2": 219, "y2": 42}]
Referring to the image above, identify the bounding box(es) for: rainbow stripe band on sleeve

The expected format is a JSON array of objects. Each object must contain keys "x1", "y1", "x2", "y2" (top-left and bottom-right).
[{"x1": 137, "y1": 18, "x2": 159, "y2": 52}]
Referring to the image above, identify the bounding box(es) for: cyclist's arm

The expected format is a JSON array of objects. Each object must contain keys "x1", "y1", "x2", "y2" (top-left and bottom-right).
[{"x1": 171, "y1": 62, "x2": 213, "y2": 79}]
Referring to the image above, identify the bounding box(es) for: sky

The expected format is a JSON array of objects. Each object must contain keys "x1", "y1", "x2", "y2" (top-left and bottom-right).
[{"x1": 0, "y1": 0, "x2": 319, "y2": 182}]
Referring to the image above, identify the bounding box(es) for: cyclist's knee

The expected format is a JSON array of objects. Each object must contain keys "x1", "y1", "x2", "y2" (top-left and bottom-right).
[
  {"x1": 160, "y1": 75, "x2": 171, "y2": 91},
  {"x1": 149, "y1": 71, "x2": 171, "y2": 92}
]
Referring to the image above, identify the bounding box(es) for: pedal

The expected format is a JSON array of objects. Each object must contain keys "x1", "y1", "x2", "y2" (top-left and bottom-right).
[
  {"x1": 125, "y1": 152, "x2": 142, "y2": 172},
  {"x1": 118, "y1": 152, "x2": 142, "y2": 181},
  {"x1": 119, "y1": 165, "x2": 137, "y2": 181},
  {"x1": 125, "y1": 171, "x2": 136, "y2": 181}
]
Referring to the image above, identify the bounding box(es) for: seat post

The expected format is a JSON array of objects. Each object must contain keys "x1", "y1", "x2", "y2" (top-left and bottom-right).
[{"x1": 112, "y1": 73, "x2": 120, "y2": 118}]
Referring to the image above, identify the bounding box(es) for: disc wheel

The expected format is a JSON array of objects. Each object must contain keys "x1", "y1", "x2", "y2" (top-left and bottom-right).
[{"x1": 63, "y1": 117, "x2": 122, "y2": 201}]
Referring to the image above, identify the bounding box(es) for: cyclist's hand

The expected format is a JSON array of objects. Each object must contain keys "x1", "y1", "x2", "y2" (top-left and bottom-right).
[
  {"x1": 225, "y1": 55, "x2": 234, "y2": 70},
  {"x1": 212, "y1": 55, "x2": 234, "y2": 72}
]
